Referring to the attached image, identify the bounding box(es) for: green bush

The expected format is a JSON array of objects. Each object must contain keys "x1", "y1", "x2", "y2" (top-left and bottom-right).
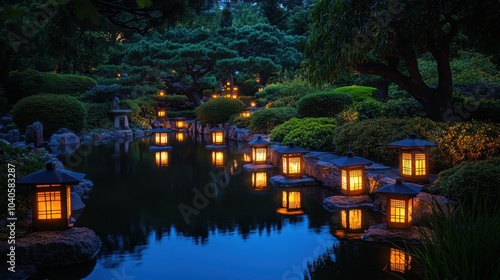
[
  {"x1": 6, "y1": 69, "x2": 96, "y2": 103},
  {"x1": 296, "y1": 92, "x2": 353, "y2": 118},
  {"x1": 241, "y1": 79, "x2": 260, "y2": 96},
  {"x1": 248, "y1": 107, "x2": 297, "y2": 134},
  {"x1": 470, "y1": 99, "x2": 500, "y2": 122},
  {"x1": 84, "y1": 103, "x2": 113, "y2": 129},
  {"x1": 161, "y1": 94, "x2": 191, "y2": 109},
  {"x1": 270, "y1": 118, "x2": 336, "y2": 151},
  {"x1": 434, "y1": 157, "x2": 500, "y2": 213},
  {"x1": 196, "y1": 98, "x2": 246, "y2": 125},
  {"x1": 332, "y1": 85, "x2": 378, "y2": 102},
  {"x1": 84, "y1": 84, "x2": 120, "y2": 103},
  {"x1": 121, "y1": 95, "x2": 157, "y2": 128},
  {"x1": 255, "y1": 81, "x2": 313, "y2": 105},
  {"x1": 13, "y1": 94, "x2": 85, "y2": 138},
  {"x1": 229, "y1": 114, "x2": 251, "y2": 128},
  {"x1": 0, "y1": 142, "x2": 49, "y2": 217},
  {"x1": 354, "y1": 99, "x2": 384, "y2": 120},
  {"x1": 168, "y1": 110, "x2": 197, "y2": 119},
  {"x1": 383, "y1": 98, "x2": 426, "y2": 118}
]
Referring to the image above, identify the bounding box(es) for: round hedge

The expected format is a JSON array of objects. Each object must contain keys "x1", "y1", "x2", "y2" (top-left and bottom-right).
[
  {"x1": 332, "y1": 85, "x2": 378, "y2": 102},
  {"x1": 296, "y1": 91, "x2": 353, "y2": 118},
  {"x1": 195, "y1": 98, "x2": 246, "y2": 125},
  {"x1": 13, "y1": 94, "x2": 85, "y2": 138},
  {"x1": 247, "y1": 107, "x2": 297, "y2": 134},
  {"x1": 270, "y1": 117, "x2": 336, "y2": 151}
]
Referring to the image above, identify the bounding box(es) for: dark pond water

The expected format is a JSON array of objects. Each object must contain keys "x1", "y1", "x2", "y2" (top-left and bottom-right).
[{"x1": 35, "y1": 133, "x2": 422, "y2": 280}]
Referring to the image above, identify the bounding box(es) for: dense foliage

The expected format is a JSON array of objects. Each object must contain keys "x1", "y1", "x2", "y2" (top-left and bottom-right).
[
  {"x1": 296, "y1": 92, "x2": 352, "y2": 118},
  {"x1": 195, "y1": 98, "x2": 246, "y2": 125},
  {"x1": 255, "y1": 81, "x2": 314, "y2": 107},
  {"x1": 248, "y1": 107, "x2": 297, "y2": 134},
  {"x1": 332, "y1": 86, "x2": 378, "y2": 102},
  {"x1": 13, "y1": 94, "x2": 85, "y2": 138},
  {"x1": 270, "y1": 117, "x2": 336, "y2": 151}
]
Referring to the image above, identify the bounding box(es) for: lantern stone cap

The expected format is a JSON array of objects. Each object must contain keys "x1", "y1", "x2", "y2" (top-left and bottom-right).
[
  {"x1": 375, "y1": 178, "x2": 422, "y2": 195},
  {"x1": 276, "y1": 142, "x2": 309, "y2": 154},
  {"x1": 330, "y1": 151, "x2": 373, "y2": 167},
  {"x1": 248, "y1": 136, "x2": 271, "y2": 146},
  {"x1": 17, "y1": 162, "x2": 86, "y2": 185},
  {"x1": 210, "y1": 126, "x2": 226, "y2": 131},
  {"x1": 151, "y1": 127, "x2": 172, "y2": 133},
  {"x1": 387, "y1": 133, "x2": 437, "y2": 148}
]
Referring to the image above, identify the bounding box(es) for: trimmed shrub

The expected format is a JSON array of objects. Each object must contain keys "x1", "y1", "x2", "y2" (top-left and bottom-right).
[
  {"x1": 240, "y1": 79, "x2": 260, "y2": 96},
  {"x1": 13, "y1": 94, "x2": 85, "y2": 138},
  {"x1": 434, "y1": 157, "x2": 500, "y2": 212},
  {"x1": 354, "y1": 99, "x2": 384, "y2": 120},
  {"x1": 6, "y1": 69, "x2": 96, "y2": 103},
  {"x1": 296, "y1": 92, "x2": 353, "y2": 118},
  {"x1": 168, "y1": 110, "x2": 197, "y2": 119},
  {"x1": 84, "y1": 84, "x2": 120, "y2": 103},
  {"x1": 255, "y1": 82, "x2": 313, "y2": 104},
  {"x1": 229, "y1": 114, "x2": 251, "y2": 128},
  {"x1": 332, "y1": 85, "x2": 378, "y2": 102},
  {"x1": 270, "y1": 118, "x2": 336, "y2": 151},
  {"x1": 383, "y1": 98, "x2": 426, "y2": 118},
  {"x1": 84, "y1": 103, "x2": 113, "y2": 129},
  {"x1": 121, "y1": 95, "x2": 157, "y2": 128},
  {"x1": 248, "y1": 107, "x2": 297, "y2": 134},
  {"x1": 196, "y1": 98, "x2": 246, "y2": 125},
  {"x1": 159, "y1": 94, "x2": 192, "y2": 109}
]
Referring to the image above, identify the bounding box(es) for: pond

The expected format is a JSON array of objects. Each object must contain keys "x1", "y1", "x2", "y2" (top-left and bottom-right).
[{"x1": 34, "y1": 133, "x2": 422, "y2": 280}]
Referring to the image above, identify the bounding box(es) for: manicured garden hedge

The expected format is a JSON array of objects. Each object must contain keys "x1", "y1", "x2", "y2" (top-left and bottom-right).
[
  {"x1": 84, "y1": 103, "x2": 112, "y2": 129},
  {"x1": 196, "y1": 98, "x2": 246, "y2": 125},
  {"x1": 332, "y1": 85, "x2": 378, "y2": 102},
  {"x1": 270, "y1": 118, "x2": 336, "y2": 151},
  {"x1": 296, "y1": 91, "x2": 352, "y2": 118},
  {"x1": 248, "y1": 107, "x2": 297, "y2": 134},
  {"x1": 7, "y1": 69, "x2": 96, "y2": 103},
  {"x1": 13, "y1": 94, "x2": 85, "y2": 138}
]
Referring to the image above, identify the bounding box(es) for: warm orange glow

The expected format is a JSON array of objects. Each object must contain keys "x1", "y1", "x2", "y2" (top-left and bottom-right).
[
  {"x1": 226, "y1": 81, "x2": 230, "y2": 86},
  {"x1": 155, "y1": 132, "x2": 168, "y2": 145},
  {"x1": 255, "y1": 77, "x2": 261, "y2": 83},
  {"x1": 37, "y1": 191, "x2": 62, "y2": 220},
  {"x1": 243, "y1": 153, "x2": 252, "y2": 162},
  {"x1": 390, "y1": 199, "x2": 406, "y2": 223},
  {"x1": 211, "y1": 151, "x2": 224, "y2": 167},
  {"x1": 175, "y1": 132, "x2": 185, "y2": 142},
  {"x1": 240, "y1": 110, "x2": 251, "y2": 118},
  {"x1": 252, "y1": 147, "x2": 267, "y2": 164},
  {"x1": 233, "y1": 86, "x2": 238, "y2": 92},
  {"x1": 232, "y1": 94, "x2": 238, "y2": 99},
  {"x1": 155, "y1": 151, "x2": 169, "y2": 167},
  {"x1": 341, "y1": 209, "x2": 362, "y2": 230},
  {"x1": 341, "y1": 170, "x2": 347, "y2": 190},
  {"x1": 250, "y1": 101, "x2": 257, "y2": 107},
  {"x1": 212, "y1": 131, "x2": 224, "y2": 145},
  {"x1": 212, "y1": 94, "x2": 217, "y2": 99},
  {"x1": 175, "y1": 120, "x2": 185, "y2": 129},
  {"x1": 402, "y1": 153, "x2": 412, "y2": 176},
  {"x1": 157, "y1": 109, "x2": 166, "y2": 117},
  {"x1": 282, "y1": 191, "x2": 301, "y2": 209},
  {"x1": 116, "y1": 73, "x2": 121, "y2": 79},
  {"x1": 158, "y1": 89, "x2": 166, "y2": 96},
  {"x1": 252, "y1": 172, "x2": 267, "y2": 188},
  {"x1": 283, "y1": 156, "x2": 301, "y2": 175},
  {"x1": 66, "y1": 186, "x2": 71, "y2": 220},
  {"x1": 390, "y1": 248, "x2": 412, "y2": 273},
  {"x1": 258, "y1": 87, "x2": 264, "y2": 92},
  {"x1": 414, "y1": 153, "x2": 426, "y2": 175}
]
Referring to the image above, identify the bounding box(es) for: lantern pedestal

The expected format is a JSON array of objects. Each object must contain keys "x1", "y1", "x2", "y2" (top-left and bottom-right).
[
  {"x1": 242, "y1": 163, "x2": 276, "y2": 172},
  {"x1": 269, "y1": 175, "x2": 318, "y2": 188},
  {"x1": 108, "y1": 109, "x2": 132, "y2": 129}
]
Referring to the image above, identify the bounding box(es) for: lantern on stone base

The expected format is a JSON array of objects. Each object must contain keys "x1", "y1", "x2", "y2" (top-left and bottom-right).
[
  {"x1": 151, "y1": 127, "x2": 171, "y2": 147},
  {"x1": 17, "y1": 163, "x2": 86, "y2": 231},
  {"x1": 156, "y1": 107, "x2": 167, "y2": 118},
  {"x1": 172, "y1": 117, "x2": 186, "y2": 130},
  {"x1": 248, "y1": 136, "x2": 271, "y2": 165},
  {"x1": 375, "y1": 178, "x2": 421, "y2": 229},
  {"x1": 277, "y1": 143, "x2": 308, "y2": 179},
  {"x1": 210, "y1": 127, "x2": 226, "y2": 146},
  {"x1": 331, "y1": 151, "x2": 373, "y2": 195},
  {"x1": 388, "y1": 133, "x2": 436, "y2": 183}
]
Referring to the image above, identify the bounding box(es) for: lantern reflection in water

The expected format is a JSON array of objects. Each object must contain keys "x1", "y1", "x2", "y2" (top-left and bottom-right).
[
  {"x1": 243, "y1": 153, "x2": 252, "y2": 162},
  {"x1": 155, "y1": 151, "x2": 170, "y2": 167},
  {"x1": 211, "y1": 151, "x2": 225, "y2": 167},
  {"x1": 251, "y1": 172, "x2": 267, "y2": 189},
  {"x1": 389, "y1": 248, "x2": 412, "y2": 273},
  {"x1": 277, "y1": 190, "x2": 304, "y2": 215},
  {"x1": 341, "y1": 209, "x2": 362, "y2": 231},
  {"x1": 175, "y1": 131, "x2": 185, "y2": 142}
]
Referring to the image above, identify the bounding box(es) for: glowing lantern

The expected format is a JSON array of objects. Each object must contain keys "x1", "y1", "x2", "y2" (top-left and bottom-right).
[
  {"x1": 331, "y1": 151, "x2": 373, "y2": 195},
  {"x1": 211, "y1": 150, "x2": 225, "y2": 167},
  {"x1": 277, "y1": 190, "x2": 304, "y2": 215},
  {"x1": 151, "y1": 127, "x2": 171, "y2": 147},
  {"x1": 210, "y1": 127, "x2": 226, "y2": 146},
  {"x1": 243, "y1": 153, "x2": 252, "y2": 162},
  {"x1": 240, "y1": 110, "x2": 251, "y2": 118},
  {"x1": 257, "y1": 86, "x2": 264, "y2": 92},
  {"x1": 116, "y1": 73, "x2": 121, "y2": 80},
  {"x1": 155, "y1": 150, "x2": 170, "y2": 167},
  {"x1": 375, "y1": 178, "x2": 421, "y2": 229},
  {"x1": 172, "y1": 117, "x2": 186, "y2": 130},
  {"x1": 250, "y1": 101, "x2": 257, "y2": 107},
  {"x1": 388, "y1": 133, "x2": 436, "y2": 183},
  {"x1": 251, "y1": 172, "x2": 268, "y2": 189},
  {"x1": 255, "y1": 76, "x2": 261, "y2": 83},
  {"x1": 175, "y1": 131, "x2": 185, "y2": 142},
  {"x1": 278, "y1": 142, "x2": 308, "y2": 179},
  {"x1": 212, "y1": 94, "x2": 218, "y2": 99},
  {"x1": 17, "y1": 163, "x2": 86, "y2": 231},
  {"x1": 389, "y1": 248, "x2": 412, "y2": 273},
  {"x1": 340, "y1": 209, "x2": 363, "y2": 231},
  {"x1": 157, "y1": 89, "x2": 166, "y2": 96},
  {"x1": 156, "y1": 107, "x2": 167, "y2": 118},
  {"x1": 248, "y1": 136, "x2": 271, "y2": 165}
]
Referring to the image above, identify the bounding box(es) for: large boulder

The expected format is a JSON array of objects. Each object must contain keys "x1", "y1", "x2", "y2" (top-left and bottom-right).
[
  {"x1": 25, "y1": 121, "x2": 44, "y2": 147},
  {"x1": 323, "y1": 195, "x2": 374, "y2": 211},
  {"x1": 48, "y1": 132, "x2": 80, "y2": 146},
  {"x1": 361, "y1": 223, "x2": 431, "y2": 244},
  {"x1": 1, "y1": 227, "x2": 101, "y2": 267},
  {"x1": 7, "y1": 129, "x2": 21, "y2": 143}
]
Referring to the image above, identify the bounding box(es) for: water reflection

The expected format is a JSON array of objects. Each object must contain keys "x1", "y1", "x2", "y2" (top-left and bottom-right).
[{"x1": 330, "y1": 208, "x2": 379, "y2": 240}]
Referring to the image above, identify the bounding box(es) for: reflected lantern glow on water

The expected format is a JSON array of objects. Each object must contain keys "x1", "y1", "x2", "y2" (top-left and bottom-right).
[
  {"x1": 390, "y1": 248, "x2": 412, "y2": 273},
  {"x1": 211, "y1": 151, "x2": 224, "y2": 167},
  {"x1": 155, "y1": 151, "x2": 169, "y2": 167},
  {"x1": 341, "y1": 209, "x2": 362, "y2": 230},
  {"x1": 175, "y1": 132, "x2": 185, "y2": 142}
]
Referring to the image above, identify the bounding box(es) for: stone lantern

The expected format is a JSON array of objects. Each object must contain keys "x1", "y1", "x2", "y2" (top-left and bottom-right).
[
  {"x1": 375, "y1": 178, "x2": 422, "y2": 229},
  {"x1": 156, "y1": 107, "x2": 167, "y2": 118},
  {"x1": 150, "y1": 127, "x2": 171, "y2": 148},
  {"x1": 17, "y1": 163, "x2": 86, "y2": 231},
  {"x1": 248, "y1": 136, "x2": 271, "y2": 165},
  {"x1": 240, "y1": 109, "x2": 251, "y2": 118},
  {"x1": 331, "y1": 151, "x2": 373, "y2": 195},
  {"x1": 210, "y1": 127, "x2": 226, "y2": 146},
  {"x1": 277, "y1": 142, "x2": 309, "y2": 179},
  {"x1": 388, "y1": 133, "x2": 436, "y2": 183},
  {"x1": 172, "y1": 117, "x2": 186, "y2": 130}
]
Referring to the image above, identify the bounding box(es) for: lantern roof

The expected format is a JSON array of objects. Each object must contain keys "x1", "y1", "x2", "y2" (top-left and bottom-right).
[
  {"x1": 248, "y1": 136, "x2": 271, "y2": 147},
  {"x1": 277, "y1": 142, "x2": 309, "y2": 154},
  {"x1": 375, "y1": 178, "x2": 422, "y2": 196},
  {"x1": 17, "y1": 163, "x2": 86, "y2": 185},
  {"x1": 151, "y1": 127, "x2": 171, "y2": 133},
  {"x1": 387, "y1": 133, "x2": 437, "y2": 148},
  {"x1": 331, "y1": 151, "x2": 373, "y2": 167},
  {"x1": 210, "y1": 126, "x2": 226, "y2": 132}
]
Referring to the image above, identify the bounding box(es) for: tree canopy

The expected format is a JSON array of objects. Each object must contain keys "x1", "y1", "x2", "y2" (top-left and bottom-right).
[{"x1": 305, "y1": 0, "x2": 500, "y2": 121}]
